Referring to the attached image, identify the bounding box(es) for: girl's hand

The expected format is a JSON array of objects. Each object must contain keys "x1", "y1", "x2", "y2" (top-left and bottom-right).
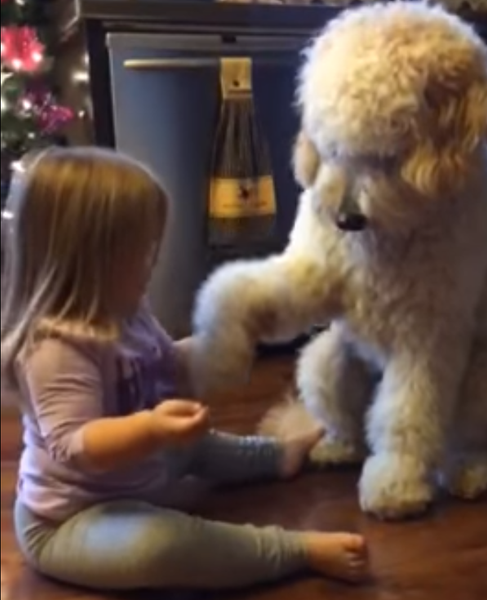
[{"x1": 150, "y1": 400, "x2": 210, "y2": 445}]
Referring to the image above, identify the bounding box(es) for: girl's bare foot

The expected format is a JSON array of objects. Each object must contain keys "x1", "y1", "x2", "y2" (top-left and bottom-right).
[
  {"x1": 302, "y1": 532, "x2": 369, "y2": 583},
  {"x1": 258, "y1": 399, "x2": 324, "y2": 478},
  {"x1": 279, "y1": 428, "x2": 324, "y2": 479}
]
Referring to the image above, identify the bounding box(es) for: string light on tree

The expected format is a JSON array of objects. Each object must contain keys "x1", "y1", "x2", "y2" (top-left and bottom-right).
[
  {"x1": 1, "y1": 70, "x2": 11, "y2": 112},
  {"x1": 1, "y1": 0, "x2": 75, "y2": 208}
]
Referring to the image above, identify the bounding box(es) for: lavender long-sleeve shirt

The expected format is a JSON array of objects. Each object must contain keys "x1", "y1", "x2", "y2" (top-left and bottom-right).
[{"x1": 14, "y1": 311, "x2": 182, "y2": 522}]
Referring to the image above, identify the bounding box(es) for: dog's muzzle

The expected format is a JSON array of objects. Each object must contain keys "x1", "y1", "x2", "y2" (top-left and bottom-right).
[{"x1": 335, "y1": 192, "x2": 368, "y2": 232}]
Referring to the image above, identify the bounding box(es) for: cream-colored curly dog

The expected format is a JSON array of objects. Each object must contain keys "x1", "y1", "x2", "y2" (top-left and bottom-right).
[{"x1": 191, "y1": 1, "x2": 487, "y2": 520}]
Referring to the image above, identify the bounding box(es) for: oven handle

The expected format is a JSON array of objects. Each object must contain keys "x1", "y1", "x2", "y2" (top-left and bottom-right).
[{"x1": 124, "y1": 57, "x2": 293, "y2": 70}]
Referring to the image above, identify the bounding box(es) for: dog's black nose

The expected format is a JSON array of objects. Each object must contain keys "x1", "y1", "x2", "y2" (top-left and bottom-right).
[{"x1": 335, "y1": 212, "x2": 368, "y2": 232}]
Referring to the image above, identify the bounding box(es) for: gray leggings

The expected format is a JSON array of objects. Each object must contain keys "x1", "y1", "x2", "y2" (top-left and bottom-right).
[{"x1": 14, "y1": 432, "x2": 307, "y2": 592}]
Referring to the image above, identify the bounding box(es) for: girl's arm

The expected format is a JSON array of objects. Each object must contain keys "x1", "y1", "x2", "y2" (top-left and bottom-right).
[
  {"x1": 21, "y1": 338, "x2": 205, "y2": 473},
  {"x1": 78, "y1": 411, "x2": 158, "y2": 471},
  {"x1": 82, "y1": 400, "x2": 209, "y2": 471},
  {"x1": 140, "y1": 305, "x2": 196, "y2": 398}
]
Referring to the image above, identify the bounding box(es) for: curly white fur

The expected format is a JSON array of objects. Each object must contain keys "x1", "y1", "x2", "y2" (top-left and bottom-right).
[{"x1": 191, "y1": 1, "x2": 487, "y2": 520}]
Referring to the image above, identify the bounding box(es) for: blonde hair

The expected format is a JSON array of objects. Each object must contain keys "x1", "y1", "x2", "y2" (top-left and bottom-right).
[{"x1": 1, "y1": 146, "x2": 167, "y2": 385}]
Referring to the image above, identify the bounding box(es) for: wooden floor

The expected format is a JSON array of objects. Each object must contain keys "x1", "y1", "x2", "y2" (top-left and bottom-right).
[{"x1": 2, "y1": 357, "x2": 486, "y2": 600}]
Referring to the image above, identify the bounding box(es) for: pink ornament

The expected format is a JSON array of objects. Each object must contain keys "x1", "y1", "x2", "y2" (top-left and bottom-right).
[
  {"x1": 22, "y1": 89, "x2": 74, "y2": 134},
  {"x1": 1, "y1": 27, "x2": 44, "y2": 72},
  {"x1": 39, "y1": 103, "x2": 75, "y2": 134}
]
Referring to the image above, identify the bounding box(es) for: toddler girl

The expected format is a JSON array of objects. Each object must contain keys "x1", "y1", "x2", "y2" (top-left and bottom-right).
[{"x1": 1, "y1": 146, "x2": 369, "y2": 592}]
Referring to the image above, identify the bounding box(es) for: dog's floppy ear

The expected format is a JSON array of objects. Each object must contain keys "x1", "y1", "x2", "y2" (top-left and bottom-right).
[
  {"x1": 457, "y1": 80, "x2": 487, "y2": 149},
  {"x1": 292, "y1": 130, "x2": 321, "y2": 189},
  {"x1": 402, "y1": 78, "x2": 487, "y2": 198},
  {"x1": 436, "y1": 79, "x2": 487, "y2": 193}
]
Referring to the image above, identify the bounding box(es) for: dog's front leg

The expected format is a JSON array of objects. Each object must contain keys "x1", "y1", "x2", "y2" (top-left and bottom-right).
[
  {"x1": 446, "y1": 340, "x2": 487, "y2": 500},
  {"x1": 359, "y1": 336, "x2": 468, "y2": 519},
  {"x1": 191, "y1": 254, "x2": 337, "y2": 395}
]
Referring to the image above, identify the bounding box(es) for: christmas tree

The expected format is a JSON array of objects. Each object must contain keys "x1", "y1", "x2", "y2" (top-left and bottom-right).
[{"x1": 1, "y1": 0, "x2": 74, "y2": 208}]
